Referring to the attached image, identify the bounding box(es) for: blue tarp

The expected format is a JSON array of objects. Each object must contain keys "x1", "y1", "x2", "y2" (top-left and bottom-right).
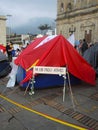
[
  {"x1": 0, "y1": 51, "x2": 12, "y2": 78},
  {"x1": 16, "y1": 66, "x2": 80, "y2": 89}
]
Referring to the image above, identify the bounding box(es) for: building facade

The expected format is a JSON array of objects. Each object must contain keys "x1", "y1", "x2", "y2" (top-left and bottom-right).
[
  {"x1": 0, "y1": 16, "x2": 6, "y2": 45},
  {"x1": 56, "y1": 0, "x2": 98, "y2": 43},
  {"x1": 6, "y1": 34, "x2": 30, "y2": 46}
]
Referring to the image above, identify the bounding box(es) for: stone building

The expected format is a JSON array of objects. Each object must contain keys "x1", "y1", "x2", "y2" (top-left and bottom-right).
[
  {"x1": 6, "y1": 34, "x2": 30, "y2": 46},
  {"x1": 56, "y1": 0, "x2": 98, "y2": 44},
  {"x1": 0, "y1": 16, "x2": 6, "y2": 45}
]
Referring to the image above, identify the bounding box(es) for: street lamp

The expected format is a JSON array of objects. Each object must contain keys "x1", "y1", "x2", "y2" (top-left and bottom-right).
[
  {"x1": 6, "y1": 14, "x2": 12, "y2": 43},
  {"x1": 69, "y1": 25, "x2": 76, "y2": 35}
]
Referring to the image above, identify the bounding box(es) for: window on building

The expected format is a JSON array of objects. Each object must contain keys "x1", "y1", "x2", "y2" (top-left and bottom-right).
[
  {"x1": 60, "y1": 30, "x2": 62, "y2": 34},
  {"x1": 61, "y1": 3, "x2": 64, "y2": 12},
  {"x1": 67, "y1": 3, "x2": 72, "y2": 10}
]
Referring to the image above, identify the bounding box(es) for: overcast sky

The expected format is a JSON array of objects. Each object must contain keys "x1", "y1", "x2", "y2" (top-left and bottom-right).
[{"x1": 0, "y1": 0, "x2": 57, "y2": 29}]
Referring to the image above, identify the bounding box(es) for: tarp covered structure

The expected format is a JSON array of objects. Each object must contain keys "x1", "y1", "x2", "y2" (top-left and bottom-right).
[
  {"x1": 83, "y1": 43, "x2": 98, "y2": 76},
  {"x1": 15, "y1": 35, "x2": 96, "y2": 86},
  {"x1": 0, "y1": 51, "x2": 7, "y2": 61},
  {"x1": 0, "y1": 51, "x2": 12, "y2": 78}
]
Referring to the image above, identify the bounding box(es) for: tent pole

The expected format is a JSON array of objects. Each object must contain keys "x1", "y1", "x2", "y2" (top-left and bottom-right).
[
  {"x1": 24, "y1": 79, "x2": 31, "y2": 95},
  {"x1": 67, "y1": 67, "x2": 76, "y2": 111},
  {"x1": 29, "y1": 73, "x2": 35, "y2": 95},
  {"x1": 63, "y1": 75, "x2": 66, "y2": 102}
]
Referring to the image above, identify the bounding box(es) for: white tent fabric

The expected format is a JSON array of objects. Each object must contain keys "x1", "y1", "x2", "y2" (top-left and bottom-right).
[{"x1": 6, "y1": 57, "x2": 18, "y2": 88}]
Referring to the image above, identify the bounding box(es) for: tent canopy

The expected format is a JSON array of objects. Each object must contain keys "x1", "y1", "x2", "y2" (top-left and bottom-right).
[
  {"x1": 0, "y1": 51, "x2": 7, "y2": 61},
  {"x1": 0, "y1": 51, "x2": 12, "y2": 78},
  {"x1": 83, "y1": 43, "x2": 98, "y2": 76},
  {"x1": 15, "y1": 35, "x2": 96, "y2": 85}
]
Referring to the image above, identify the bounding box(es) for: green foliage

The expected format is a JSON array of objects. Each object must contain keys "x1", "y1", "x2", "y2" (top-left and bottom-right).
[{"x1": 38, "y1": 24, "x2": 51, "y2": 34}]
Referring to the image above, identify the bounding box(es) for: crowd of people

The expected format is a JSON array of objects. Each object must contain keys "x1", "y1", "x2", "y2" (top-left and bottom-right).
[
  {"x1": 75, "y1": 38, "x2": 94, "y2": 55},
  {"x1": 1, "y1": 38, "x2": 95, "y2": 63},
  {"x1": 6, "y1": 42, "x2": 26, "y2": 62}
]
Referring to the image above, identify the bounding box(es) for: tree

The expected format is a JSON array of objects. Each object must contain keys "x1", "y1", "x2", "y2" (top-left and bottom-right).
[
  {"x1": 38, "y1": 24, "x2": 51, "y2": 35},
  {"x1": 44, "y1": 24, "x2": 51, "y2": 30},
  {"x1": 38, "y1": 25, "x2": 45, "y2": 34}
]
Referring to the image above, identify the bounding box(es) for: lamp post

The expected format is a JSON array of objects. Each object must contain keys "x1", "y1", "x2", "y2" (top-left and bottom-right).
[
  {"x1": 6, "y1": 14, "x2": 12, "y2": 43},
  {"x1": 69, "y1": 25, "x2": 76, "y2": 35}
]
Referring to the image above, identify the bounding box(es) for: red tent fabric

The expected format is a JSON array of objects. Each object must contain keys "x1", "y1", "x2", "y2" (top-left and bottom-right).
[
  {"x1": 0, "y1": 44, "x2": 6, "y2": 53},
  {"x1": 15, "y1": 35, "x2": 96, "y2": 85}
]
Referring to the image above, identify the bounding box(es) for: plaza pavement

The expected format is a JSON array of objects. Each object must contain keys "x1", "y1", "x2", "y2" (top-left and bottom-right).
[{"x1": 0, "y1": 76, "x2": 98, "y2": 130}]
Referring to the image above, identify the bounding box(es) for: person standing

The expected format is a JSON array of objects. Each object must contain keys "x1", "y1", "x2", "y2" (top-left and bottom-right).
[
  {"x1": 78, "y1": 39, "x2": 83, "y2": 55},
  {"x1": 6, "y1": 42, "x2": 13, "y2": 62},
  {"x1": 81, "y1": 39, "x2": 88, "y2": 55}
]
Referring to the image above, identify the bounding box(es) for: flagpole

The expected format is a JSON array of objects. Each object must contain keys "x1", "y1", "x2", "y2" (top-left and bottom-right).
[{"x1": 74, "y1": 0, "x2": 76, "y2": 5}]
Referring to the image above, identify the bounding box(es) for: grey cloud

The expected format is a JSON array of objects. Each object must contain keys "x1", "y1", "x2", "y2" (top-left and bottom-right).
[{"x1": 0, "y1": 0, "x2": 57, "y2": 34}]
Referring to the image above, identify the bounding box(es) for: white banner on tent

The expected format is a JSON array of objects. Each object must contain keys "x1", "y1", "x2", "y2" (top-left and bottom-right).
[
  {"x1": 33, "y1": 66, "x2": 66, "y2": 75},
  {"x1": 32, "y1": 66, "x2": 67, "y2": 102}
]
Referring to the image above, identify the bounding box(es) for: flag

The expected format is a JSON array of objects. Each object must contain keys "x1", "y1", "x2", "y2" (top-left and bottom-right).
[
  {"x1": 74, "y1": 0, "x2": 76, "y2": 5},
  {"x1": 67, "y1": 33, "x2": 75, "y2": 46},
  {"x1": 20, "y1": 70, "x2": 33, "y2": 84}
]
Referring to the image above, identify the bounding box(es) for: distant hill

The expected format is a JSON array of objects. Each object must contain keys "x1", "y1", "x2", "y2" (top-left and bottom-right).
[{"x1": 12, "y1": 17, "x2": 56, "y2": 35}]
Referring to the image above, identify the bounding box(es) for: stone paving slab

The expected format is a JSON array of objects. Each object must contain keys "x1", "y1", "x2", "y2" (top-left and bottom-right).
[{"x1": 0, "y1": 77, "x2": 98, "y2": 130}]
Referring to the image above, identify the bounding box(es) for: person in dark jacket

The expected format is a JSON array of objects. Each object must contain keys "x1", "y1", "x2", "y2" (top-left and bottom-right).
[
  {"x1": 6, "y1": 42, "x2": 13, "y2": 62},
  {"x1": 81, "y1": 39, "x2": 88, "y2": 55}
]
